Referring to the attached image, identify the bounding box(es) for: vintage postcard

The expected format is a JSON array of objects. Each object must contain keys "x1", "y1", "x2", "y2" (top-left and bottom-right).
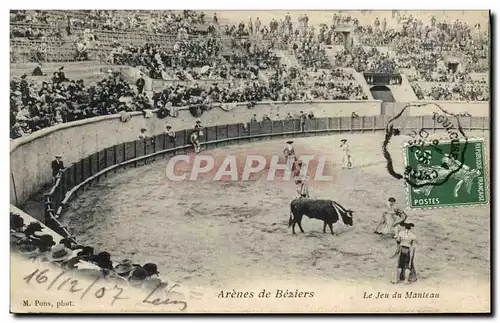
[{"x1": 10, "y1": 9, "x2": 491, "y2": 314}]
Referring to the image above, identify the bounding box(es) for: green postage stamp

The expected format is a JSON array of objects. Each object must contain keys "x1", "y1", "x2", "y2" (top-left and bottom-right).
[{"x1": 404, "y1": 138, "x2": 488, "y2": 209}]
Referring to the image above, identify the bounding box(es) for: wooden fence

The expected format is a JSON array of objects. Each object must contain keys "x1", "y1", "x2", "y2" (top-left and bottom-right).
[{"x1": 43, "y1": 115, "x2": 489, "y2": 237}]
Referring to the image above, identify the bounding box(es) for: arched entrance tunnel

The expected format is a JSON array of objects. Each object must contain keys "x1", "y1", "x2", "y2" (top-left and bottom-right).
[{"x1": 370, "y1": 85, "x2": 395, "y2": 103}]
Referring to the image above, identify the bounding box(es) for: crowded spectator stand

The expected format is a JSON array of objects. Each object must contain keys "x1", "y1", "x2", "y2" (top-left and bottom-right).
[
  {"x1": 10, "y1": 10, "x2": 489, "y2": 138},
  {"x1": 10, "y1": 68, "x2": 141, "y2": 139},
  {"x1": 10, "y1": 211, "x2": 183, "y2": 295}
]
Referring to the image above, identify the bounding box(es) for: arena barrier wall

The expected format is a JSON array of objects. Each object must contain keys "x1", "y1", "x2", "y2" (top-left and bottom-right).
[{"x1": 28, "y1": 114, "x2": 486, "y2": 237}]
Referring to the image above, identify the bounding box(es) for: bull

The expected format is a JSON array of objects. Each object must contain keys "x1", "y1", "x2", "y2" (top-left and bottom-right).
[{"x1": 288, "y1": 198, "x2": 354, "y2": 235}]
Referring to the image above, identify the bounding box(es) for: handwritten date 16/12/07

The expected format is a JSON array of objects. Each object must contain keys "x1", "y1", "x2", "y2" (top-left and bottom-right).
[
  {"x1": 22, "y1": 267, "x2": 188, "y2": 310},
  {"x1": 23, "y1": 268, "x2": 129, "y2": 306}
]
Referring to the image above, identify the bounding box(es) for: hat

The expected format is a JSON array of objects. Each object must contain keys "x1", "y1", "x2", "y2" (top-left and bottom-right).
[
  {"x1": 25, "y1": 222, "x2": 43, "y2": 234},
  {"x1": 286, "y1": 141, "x2": 294, "y2": 144},
  {"x1": 166, "y1": 125, "x2": 172, "y2": 129},
  {"x1": 59, "y1": 66, "x2": 64, "y2": 70},
  {"x1": 76, "y1": 246, "x2": 94, "y2": 257},
  {"x1": 196, "y1": 119, "x2": 201, "y2": 123},
  {"x1": 388, "y1": 197, "x2": 396, "y2": 202},
  {"x1": 21, "y1": 74, "x2": 27, "y2": 79},
  {"x1": 140, "y1": 128, "x2": 147, "y2": 132},
  {"x1": 341, "y1": 139, "x2": 347, "y2": 142},
  {"x1": 47, "y1": 244, "x2": 73, "y2": 262},
  {"x1": 403, "y1": 223, "x2": 415, "y2": 229},
  {"x1": 143, "y1": 263, "x2": 159, "y2": 276},
  {"x1": 10, "y1": 213, "x2": 25, "y2": 231},
  {"x1": 17, "y1": 240, "x2": 39, "y2": 257},
  {"x1": 37, "y1": 234, "x2": 55, "y2": 248},
  {"x1": 129, "y1": 267, "x2": 149, "y2": 282},
  {"x1": 59, "y1": 238, "x2": 74, "y2": 249},
  {"x1": 92, "y1": 251, "x2": 111, "y2": 261},
  {"x1": 114, "y1": 259, "x2": 134, "y2": 274},
  {"x1": 11, "y1": 231, "x2": 27, "y2": 240},
  {"x1": 55, "y1": 154, "x2": 62, "y2": 158}
]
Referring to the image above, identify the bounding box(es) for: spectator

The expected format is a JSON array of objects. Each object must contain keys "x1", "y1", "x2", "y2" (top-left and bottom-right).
[
  {"x1": 143, "y1": 263, "x2": 160, "y2": 278},
  {"x1": 114, "y1": 259, "x2": 138, "y2": 278},
  {"x1": 51, "y1": 155, "x2": 64, "y2": 182},
  {"x1": 54, "y1": 66, "x2": 67, "y2": 84},
  {"x1": 139, "y1": 128, "x2": 149, "y2": 139},
  {"x1": 46, "y1": 243, "x2": 73, "y2": 264},
  {"x1": 36, "y1": 234, "x2": 56, "y2": 254},
  {"x1": 194, "y1": 119, "x2": 204, "y2": 132},
  {"x1": 24, "y1": 222, "x2": 43, "y2": 240},
  {"x1": 16, "y1": 239, "x2": 39, "y2": 259},
  {"x1": 10, "y1": 213, "x2": 25, "y2": 232},
  {"x1": 32, "y1": 63, "x2": 45, "y2": 76},
  {"x1": 90, "y1": 251, "x2": 113, "y2": 270},
  {"x1": 136, "y1": 74, "x2": 146, "y2": 94},
  {"x1": 165, "y1": 125, "x2": 176, "y2": 142},
  {"x1": 128, "y1": 267, "x2": 149, "y2": 287}
]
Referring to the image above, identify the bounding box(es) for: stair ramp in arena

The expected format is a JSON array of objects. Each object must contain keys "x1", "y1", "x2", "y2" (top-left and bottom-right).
[
  {"x1": 387, "y1": 73, "x2": 419, "y2": 102},
  {"x1": 273, "y1": 49, "x2": 301, "y2": 68}
]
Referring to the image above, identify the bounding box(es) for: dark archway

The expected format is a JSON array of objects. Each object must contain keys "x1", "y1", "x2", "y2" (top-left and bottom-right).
[
  {"x1": 448, "y1": 62, "x2": 459, "y2": 73},
  {"x1": 370, "y1": 85, "x2": 395, "y2": 102}
]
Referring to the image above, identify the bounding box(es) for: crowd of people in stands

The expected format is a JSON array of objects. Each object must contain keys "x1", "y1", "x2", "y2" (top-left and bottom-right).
[
  {"x1": 10, "y1": 11, "x2": 65, "y2": 40},
  {"x1": 411, "y1": 81, "x2": 488, "y2": 101},
  {"x1": 291, "y1": 33, "x2": 331, "y2": 69},
  {"x1": 109, "y1": 37, "x2": 221, "y2": 78},
  {"x1": 10, "y1": 10, "x2": 490, "y2": 138},
  {"x1": 11, "y1": 10, "x2": 207, "y2": 36},
  {"x1": 408, "y1": 69, "x2": 488, "y2": 83},
  {"x1": 11, "y1": 212, "x2": 169, "y2": 290},
  {"x1": 334, "y1": 47, "x2": 396, "y2": 73},
  {"x1": 9, "y1": 67, "x2": 151, "y2": 139},
  {"x1": 266, "y1": 65, "x2": 367, "y2": 101}
]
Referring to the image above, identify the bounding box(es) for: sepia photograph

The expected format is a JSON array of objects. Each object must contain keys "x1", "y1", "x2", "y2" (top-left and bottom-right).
[{"x1": 8, "y1": 8, "x2": 491, "y2": 314}]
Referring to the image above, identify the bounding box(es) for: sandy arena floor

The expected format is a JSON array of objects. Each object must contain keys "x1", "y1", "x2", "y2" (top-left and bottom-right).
[{"x1": 62, "y1": 132, "x2": 490, "y2": 290}]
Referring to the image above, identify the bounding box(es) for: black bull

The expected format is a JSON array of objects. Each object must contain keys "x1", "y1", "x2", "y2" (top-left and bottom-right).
[{"x1": 288, "y1": 199, "x2": 354, "y2": 235}]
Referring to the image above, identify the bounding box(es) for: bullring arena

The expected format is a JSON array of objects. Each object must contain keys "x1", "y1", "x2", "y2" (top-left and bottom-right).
[
  {"x1": 60, "y1": 132, "x2": 490, "y2": 289},
  {"x1": 10, "y1": 10, "x2": 490, "y2": 313}
]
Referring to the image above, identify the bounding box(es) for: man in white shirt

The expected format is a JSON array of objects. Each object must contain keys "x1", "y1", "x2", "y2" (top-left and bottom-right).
[
  {"x1": 392, "y1": 223, "x2": 417, "y2": 284},
  {"x1": 139, "y1": 128, "x2": 149, "y2": 140},
  {"x1": 340, "y1": 139, "x2": 352, "y2": 169},
  {"x1": 283, "y1": 141, "x2": 296, "y2": 170},
  {"x1": 165, "y1": 125, "x2": 176, "y2": 143},
  {"x1": 374, "y1": 197, "x2": 397, "y2": 235},
  {"x1": 295, "y1": 180, "x2": 309, "y2": 199}
]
